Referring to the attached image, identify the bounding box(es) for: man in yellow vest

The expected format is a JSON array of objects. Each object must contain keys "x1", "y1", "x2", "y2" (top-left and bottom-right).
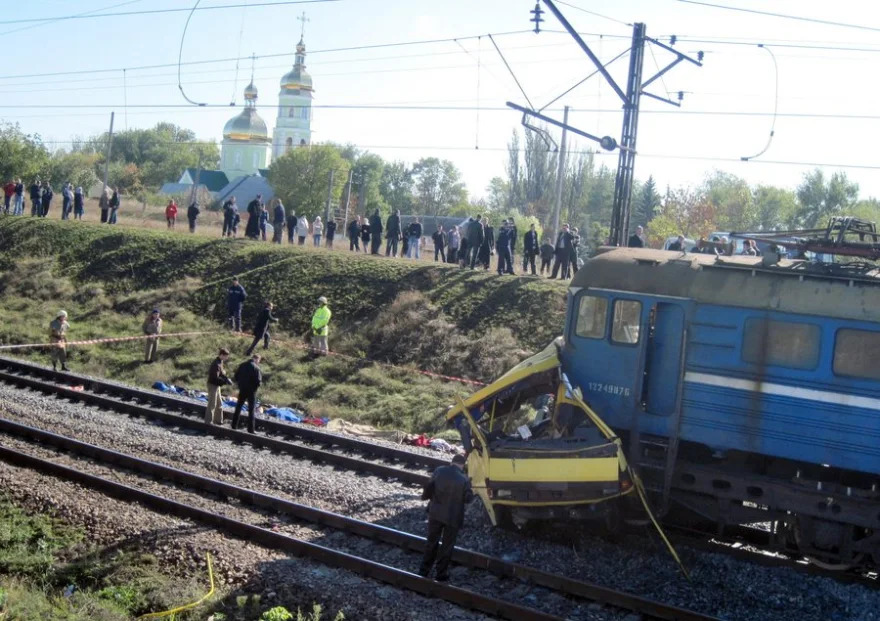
[{"x1": 311, "y1": 296, "x2": 331, "y2": 355}]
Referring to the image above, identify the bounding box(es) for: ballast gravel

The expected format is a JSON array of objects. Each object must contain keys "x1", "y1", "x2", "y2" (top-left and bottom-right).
[{"x1": 0, "y1": 380, "x2": 878, "y2": 620}]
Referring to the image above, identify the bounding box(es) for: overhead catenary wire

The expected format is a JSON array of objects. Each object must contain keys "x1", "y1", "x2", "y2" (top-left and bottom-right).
[
  {"x1": 0, "y1": 0, "x2": 144, "y2": 36},
  {"x1": 740, "y1": 45, "x2": 779, "y2": 162},
  {"x1": 488, "y1": 33, "x2": 536, "y2": 110},
  {"x1": 7, "y1": 0, "x2": 340, "y2": 26},
  {"x1": 178, "y1": 0, "x2": 207, "y2": 107},
  {"x1": 675, "y1": 0, "x2": 880, "y2": 34},
  {"x1": 555, "y1": 0, "x2": 632, "y2": 28}
]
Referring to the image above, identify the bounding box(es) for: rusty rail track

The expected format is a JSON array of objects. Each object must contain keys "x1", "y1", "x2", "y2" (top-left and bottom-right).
[
  {"x1": 0, "y1": 355, "x2": 435, "y2": 486},
  {"x1": 0, "y1": 416, "x2": 718, "y2": 621}
]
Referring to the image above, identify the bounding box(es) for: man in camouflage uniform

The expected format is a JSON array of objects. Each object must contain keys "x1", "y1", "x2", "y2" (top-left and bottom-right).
[
  {"x1": 142, "y1": 309, "x2": 162, "y2": 363},
  {"x1": 49, "y1": 310, "x2": 70, "y2": 371}
]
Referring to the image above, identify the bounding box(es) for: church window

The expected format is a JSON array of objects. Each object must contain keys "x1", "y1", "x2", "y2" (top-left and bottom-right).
[
  {"x1": 301, "y1": 106, "x2": 309, "y2": 120},
  {"x1": 253, "y1": 152, "x2": 258, "y2": 167},
  {"x1": 300, "y1": 139, "x2": 306, "y2": 146},
  {"x1": 234, "y1": 152, "x2": 242, "y2": 167},
  {"x1": 289, "y1": 107, "x2": 295, "y2": 118},
  {"x1": 285, "y1": 137, "x2": 293, "y2": 152}
]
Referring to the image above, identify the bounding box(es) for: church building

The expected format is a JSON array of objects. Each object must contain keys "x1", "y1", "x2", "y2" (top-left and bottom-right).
[
  {"x1": 219, "y1": 81, "x2": 271, "y2": 179},
  {"x1": 272, "y1": 37, "x2": 313, "y2": 158}
]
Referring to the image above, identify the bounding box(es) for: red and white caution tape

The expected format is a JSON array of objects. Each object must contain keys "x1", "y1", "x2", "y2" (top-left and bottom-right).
[{"x1": 0, "y1": 331, "x2": 214, "y2": 350}]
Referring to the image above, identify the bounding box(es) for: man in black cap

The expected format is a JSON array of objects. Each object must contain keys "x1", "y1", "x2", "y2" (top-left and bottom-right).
[{"x1": 418, "y1": 454, "x2": 473, "y2": 582}]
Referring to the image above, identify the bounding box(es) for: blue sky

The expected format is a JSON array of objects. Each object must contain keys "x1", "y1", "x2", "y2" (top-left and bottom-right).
[{"x1": 4, "y1": 0, "x2": 880, "y2": 200}]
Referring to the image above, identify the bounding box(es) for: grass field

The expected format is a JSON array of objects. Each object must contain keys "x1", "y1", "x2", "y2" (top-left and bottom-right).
[{"x1": 0, "y1": 216, "x2": 568, "y2": 434}]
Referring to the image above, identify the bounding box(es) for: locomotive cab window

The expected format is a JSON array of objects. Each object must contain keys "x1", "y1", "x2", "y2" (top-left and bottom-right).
[
  {"x1": 611, "y1": 300, "x2": 642, "y2": 344},
  {"x1": 833, "y1": 329, "x2": 880, "y2": 380},
  {"x1": 742, "y1": 318, "x2": 820, "y2": 369},
  {"x1": 575, "y1": 295, "x2": 608, "y2": 339}
]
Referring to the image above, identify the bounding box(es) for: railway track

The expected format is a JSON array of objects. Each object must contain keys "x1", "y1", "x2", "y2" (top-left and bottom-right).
[
  {"x1": 0, "y1": 355, "x2": 437, "y2": 486},
  {"x1": 0, "y1": 417, "x2": 718, "y2": 621}
]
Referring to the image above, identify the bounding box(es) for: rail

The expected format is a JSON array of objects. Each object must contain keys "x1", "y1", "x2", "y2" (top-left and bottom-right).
[{"x1": 0, "y1": 417, "x2": 719, "y2": 621}]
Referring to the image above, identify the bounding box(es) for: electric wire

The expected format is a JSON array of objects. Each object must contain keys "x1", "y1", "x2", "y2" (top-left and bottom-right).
[
  {"x1": 8, "y1": 1, "x2": 340, "y2": 25},
  {"x1": 0, "y1": 0, "x2": 144, "y2": 36},
  {"x1": 555, "y1": 0, "x2": 632, "y2": 28},
  {"x1": 488, "y1": 33, "x2": 535, "y2": 110},
  {"x1": 537, "y1": 46, "x2": 630, "y2": 112},
  {"x1": 675, "y1": 0, "x2": 880, "y2": 34},
  {"x1": 178, "y1": 0, "x2": 207, "y2": 107},
  {"x1": 740, "y1": 45, "x2": 778, "y2": 162}
]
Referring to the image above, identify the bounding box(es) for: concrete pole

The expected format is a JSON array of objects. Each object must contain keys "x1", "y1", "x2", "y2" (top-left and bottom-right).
[
  {"x1": 552, "y1": 105, "x2": 569, "y2": 241},
  {"x1": 101, "y1": 112, "x2": 115, "y2": 195},
  {"x1": 324, "y1": 168, "x2": 335, "y2": 226},
  {"x1": 342, "y1": 169, "x2": 353, "y2": 238}
]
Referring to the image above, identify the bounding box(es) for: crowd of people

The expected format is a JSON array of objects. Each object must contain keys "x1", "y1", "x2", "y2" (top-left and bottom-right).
[{"x1": 2, "y1": 177, "x2": 121, "y2": 222}]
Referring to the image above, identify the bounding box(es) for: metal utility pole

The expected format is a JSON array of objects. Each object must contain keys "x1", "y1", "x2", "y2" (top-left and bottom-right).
[
  {"x1": 101, "y1": 112, "x2": 115, "y2": 195},
  {"x1": 551, "y1": 105, "x2": 569, "y2": 241},
  {"x1": 189, "y1": 152, "x2": 203, "y2": 207},
  {"x1": 509, "y1": 1, "x2": 702, "y2": 247},
  {"x1": 342, "y1": 169, "x2": 353, "y2": 238},
  {"x1": 609, "y1": 24, "x2": 645, "y2": 248},
  {"x1": 323, "y1": 169, "x2": 335, "y2": 225}
]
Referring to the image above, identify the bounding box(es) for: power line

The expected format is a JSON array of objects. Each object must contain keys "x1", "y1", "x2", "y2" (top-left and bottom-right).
[
  {"x1": 9, "y1": 1, "x2": 340, "y2": 25},
  {"x1": 555, "y1": 0, "x2": 631, "y2": 27},
  {"x1": 0, "y1": 0, "x2": 143, "y2": 36},
  {"x1": 0, "y1": 29, "x2": 533, "y2": 81},
  {"x1": 675, "y1": 0, "x2": 880, "y2": 34}
]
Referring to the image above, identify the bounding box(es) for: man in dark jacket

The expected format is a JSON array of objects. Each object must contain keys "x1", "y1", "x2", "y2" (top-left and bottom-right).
[
  {"x1": 29, "y1": 179, "x2": 42, "y2": 216},
  {"x1": 522, "y1": 223, "x2": 539, "y2": 275},
  {"x1": 407, "y1": 218, "x2": 423, "y2": 259},
  {"x1": 369, "y1": 209, "x2": 383, "y2": 255},
  {"x1": 432, "y1": 225, "x2": 446, "y2": 262},
  {"x1": 245, "y1": 194, "x2": 262, "y2": 239},
  {"x1": 550, "y1": 224, "x2": 574, "y2": 279},
  {"x1": 347, "y1": 217, "x2": 360, "y2": 251},
  {"x1": 539, "y1": 239, "x2": 555, "y2": 275},
  {"x1": 509, "y1": 220, "x2": 518, "y2": 273},
  {"x1": 221, "y1": 197, "x2": 237, "y2": 237},
  {"x1": 187, "y1": 202, "x2": 200, "y2": 233},
  {"x1": 385, "y1": 209, "x2": 402, "y2": 257},
  {"x1": 231, "y1": 354, "x2": 262, "y2": 434},
  {"x1": 568, "y1": 226, "x2": 581, "y2": 277},
  {"x1": 286, "y1": 206, "x2": 297, "y2": 244},
  {"x1": 245, "y1": 301, "x2": 278, "y2": 355},
  {"x1": 226, "y1": 278, "x2": 247, "y2": 332},
  {"x1": 40, "y1": 182, "x2": 54, "y2": 218},
  {"x1": 465, "y1": 215, "x2": 483, "y2": 269},
  {"x1": 495, "y1": 220, "x2": 512, "y2": 275},
  {"x1": 272, "y1": 201, "x2": 286, "y2": 243},
  {"x1": 205, "y1": 348, "x2": 232, "y2": 424},
  {"x1": 325, "y1": 219, "x2": 337, "y2": 248},
  {"x1": 418, "y1": 454, "x2": 473, "y2": 581},
  {"x1": 628, "y1": 225, "x2": 645, "y2": 248}
]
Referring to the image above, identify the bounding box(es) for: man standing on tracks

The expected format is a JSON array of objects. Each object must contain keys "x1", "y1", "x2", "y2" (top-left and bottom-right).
[
  {"x1": 246, "y1": 301, "x2": 278, "y2": 356},
  {"x1": 231, "y1": 353, "x2": 262, "y2": 434},
  {"x1": 206, "y1": 348, "x2": 232, "y2": 424},
  {"x1": 142, "y1": 309, "x2": 162, "y2": 363},
  {"x1": 311, "y1": 296, "x2": 331, "y2": 355},
  {"x1": 49, "y1": 310, "x2": 70, "y2": 372},
  {"x1": 227, "y1": 277, "x2": 247, "y2": 332},
  {"x1": 418, "y1": 454, "x2": 473, "y2": 582}
]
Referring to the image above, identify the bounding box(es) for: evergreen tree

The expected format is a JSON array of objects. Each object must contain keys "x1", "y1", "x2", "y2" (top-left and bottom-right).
[{"x1": 632, "y1": 175, "x2": 660, "y2": 228}]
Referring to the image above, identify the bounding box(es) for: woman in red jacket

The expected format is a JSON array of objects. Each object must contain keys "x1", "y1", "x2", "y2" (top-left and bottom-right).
[{"x1": 165, "y1": 200, "x2": 178, "y2": 229}]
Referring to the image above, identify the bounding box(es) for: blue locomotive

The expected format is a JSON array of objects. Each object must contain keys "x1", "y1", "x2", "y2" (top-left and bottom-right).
[{"x1": 565, "y1": 245, "x2": 880, "y2": 568}]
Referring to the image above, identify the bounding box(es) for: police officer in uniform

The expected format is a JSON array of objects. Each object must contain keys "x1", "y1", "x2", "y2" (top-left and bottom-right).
[{"x1": 418, "y1": 454, "x2": 473, "y2": 581}]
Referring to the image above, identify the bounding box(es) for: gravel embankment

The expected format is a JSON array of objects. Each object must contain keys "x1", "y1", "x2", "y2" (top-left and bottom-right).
[{"x1": 1, "y1": 382, "x2": 878, "y2": 620}]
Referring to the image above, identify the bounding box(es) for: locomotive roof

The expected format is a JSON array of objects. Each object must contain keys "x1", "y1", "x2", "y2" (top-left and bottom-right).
[{"x1": 571, "y1": 247, "x2": 880, "y2": 324}]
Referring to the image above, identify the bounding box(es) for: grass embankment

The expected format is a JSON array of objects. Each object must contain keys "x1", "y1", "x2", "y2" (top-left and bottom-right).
[
  {"x1": 0, "y1": 496, "x2": 208, "y2": 619},
  {"x1": 0, "y1": 217, "x2": 566, "y2": 433}
]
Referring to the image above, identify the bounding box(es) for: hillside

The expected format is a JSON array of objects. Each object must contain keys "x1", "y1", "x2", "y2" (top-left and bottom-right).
[{"x1": 0, "y1": 218, "x2": 568, "y2": 433}]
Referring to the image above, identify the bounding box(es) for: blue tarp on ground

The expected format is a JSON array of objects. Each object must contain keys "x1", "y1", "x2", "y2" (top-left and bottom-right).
[{"x1": 264, "y1": 407, "x2": 303, "y2": 422}]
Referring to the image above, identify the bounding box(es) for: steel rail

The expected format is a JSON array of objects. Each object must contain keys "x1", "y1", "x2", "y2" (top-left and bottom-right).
[
  {"x1": 0, "y1": 355, "x2": 446, "y2": 471},
  {"x1": 0, "y1": 443, "x2": 564, "y2": 621},
  {"x1": 0, "y1": 364, "x2": 431, "y2": 486},
  {"x1": 0, "y1": 416, "x2": 718, "y2": 621}
]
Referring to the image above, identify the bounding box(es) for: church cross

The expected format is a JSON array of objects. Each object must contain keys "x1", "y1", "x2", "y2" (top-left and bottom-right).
[{"x1": 297, "y1": 11, "x2": 309, "y2": 39}]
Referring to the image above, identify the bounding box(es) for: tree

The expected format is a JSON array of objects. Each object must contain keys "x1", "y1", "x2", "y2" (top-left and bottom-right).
[
  {"x1": 485, "y1": 177, "x2": 508, "y2": 212},
  {"x1": 523, "y1": 126, "x2": 557, "y2": 222},
  {"x1": 411, "y1": 157, "x2": 467, "y2": 216},
  {"x1": 347, "y1": 150, "x2": 387, "y2": 215},
  {"x1": 47, "y1": 151, "x2": 100, "y2": 191},
  {"x1": 505, "y1": 129, "x2": 524, "y2": 211},
  {"x1": 752, "y1": 185, "x2": 797, "y2": 231},
  {"x1": 646, "y1": 186, "x2": 716, "y2": 246},
  {"x1": 793, "y1": 169, "x2": 859, "y2": 228},
  {"x1": 75, "y1": 122, "x2": 219, "y2": 190},
  {"x1": 631, "y1": 175, "x2": 660, "y2": 228},
  {"x1": 0, "y1": 123, "x2": 49, "y2": 182},
  {"x1": 268, "y1": 144, "x2": 350, "y2": 219},
  {"x1": 702, "y1": 170, "x2": 756, "y2": 231},
  {"x1": 379, "y1": 160, "x2": 414, "y2": 214}
]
